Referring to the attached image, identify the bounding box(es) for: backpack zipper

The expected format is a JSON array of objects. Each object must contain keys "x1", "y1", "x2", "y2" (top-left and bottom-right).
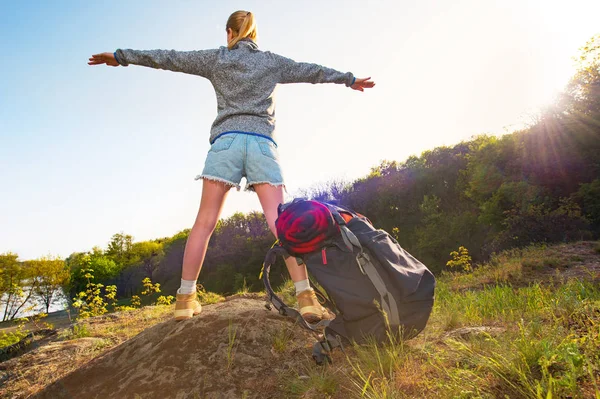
[{"x1": 322, "y1": 248, "x2": 328, "y2": 265}]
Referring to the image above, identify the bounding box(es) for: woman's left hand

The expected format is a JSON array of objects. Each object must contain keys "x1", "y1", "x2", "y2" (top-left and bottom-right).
[
  {"x1": 88, "y1": 52, "x2": 123, "y2": 67},
  {"x1": 351, "y1": 77, "x2": 375, "y2": 92}
]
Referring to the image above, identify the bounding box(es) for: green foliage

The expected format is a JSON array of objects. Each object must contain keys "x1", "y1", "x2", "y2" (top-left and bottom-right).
[
  {"x1": 234, "y1": 276, "x2": 249, "y2": 295},
  {"x1": 71, "y1": 267, "x2": 118, "y2": 319},
  {"x1": 65, "y1": 252, "x2": 118, "y2": 297},
  {"x1": 0, "y1": 324, "x2": 29, "y2": 349},
  {"x1": 30, "y1": 312, "x2": 53, "y2": 330},
  {"x1": 446, "y1": 246, "x2": 472, "y2": 272},
  {"x1": 276, "y1": 279, "x2": 297, "y2": 307},
  {"x1": 59, "y1": 323, "x2": 91, "y2": 340},
  {"x1": 104, "y1": 285, "x2": 117, "y2": 307},
  {"x1": 132, "y1": 241, "x2": 164, "y2": 281},
  {"x1": 28, "y1": 255, "x2": 69, "y2": 314},
  {"x1": 65, "y1": 233, "x2": 166, "y2": 301},
  {"x1": 562, "y1": 34, "x2": 600, "y2": 116},
  {"x1": 105, "y1": 233, "x2": 135, "y2": 266},
  {"x1": 575, "y1": 179, "x2": 600, "y2": 228},
  {"x1": 155, "y1": 295, "x2": 174, "y2": 306},
  {"x1": 130, "y1": 295, "x2": 141, "y2": 308},
  {"x1": 140, "y1": 277, "x2": 160, "y2": 296},
  {"x1": 196, "y1": 288, "x2": 225, "y2": 305}
]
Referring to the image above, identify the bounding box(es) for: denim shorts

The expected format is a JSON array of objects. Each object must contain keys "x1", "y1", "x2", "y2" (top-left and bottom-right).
[{"x1": 195, "y1": 133, "x2": 284, "y2": 191}]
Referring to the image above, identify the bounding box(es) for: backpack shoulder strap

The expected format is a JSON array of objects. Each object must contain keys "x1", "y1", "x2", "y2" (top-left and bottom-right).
[
  {"x1": 322, "y1": 203, "x2": 362, "y2": 251},
  {"x1": 357, "y1": 252, "x2": 401, "y2": 326},
  {"x1": 323, "y1": 203, "x2": 401, "y2": 327}
]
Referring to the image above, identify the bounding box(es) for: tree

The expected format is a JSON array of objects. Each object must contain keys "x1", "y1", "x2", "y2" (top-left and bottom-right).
[
  {"x1": 105, "y1": 233, "x2": 135, "y2": 267},
  {"x1": 29, "y1": 256, "x2": 69, "y2": 314},
  {"x1": 131, "y1": 241, "x2": 164, "y2": 281},
  {"x1": 562, "y1": 34, "x2": 600, "y2": 116},
  {"x1": 0, "y1": 253, "x2": 37, "y2": 321},
  {"x1": 574, "y1": 179, "x2": 600, "y2": 230},
  {"x1": 64, "y1": 251, "x2": 119, "y2": 298}
]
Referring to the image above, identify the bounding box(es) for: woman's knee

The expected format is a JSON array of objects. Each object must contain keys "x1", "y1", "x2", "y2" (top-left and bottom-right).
[{"x1": 192, "y1": 216, "x2": 218, "y2": 236}]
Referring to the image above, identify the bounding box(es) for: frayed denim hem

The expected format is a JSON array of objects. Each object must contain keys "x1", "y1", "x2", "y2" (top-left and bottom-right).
[
  {"x1": 245, "y1": 181, "x2": 286, "y2": 193},
  {"x1": 195, "y1": 174, "x2": 241, "y2": 191}
]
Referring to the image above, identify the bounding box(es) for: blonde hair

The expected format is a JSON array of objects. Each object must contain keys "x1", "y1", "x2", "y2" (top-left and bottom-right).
[{"x1": 226, "y1": 10, "x2": 258, "y2": 49}]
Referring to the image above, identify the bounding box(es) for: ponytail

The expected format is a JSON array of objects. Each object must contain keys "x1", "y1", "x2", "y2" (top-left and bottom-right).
[{"x1": 226, "y1": 10, "x2": 258, "y2": 49}]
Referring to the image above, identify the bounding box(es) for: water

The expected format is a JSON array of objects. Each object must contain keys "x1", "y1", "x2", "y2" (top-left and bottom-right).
[{"x1": 0, "y1": 287, "x2": 69, "y2": 320}]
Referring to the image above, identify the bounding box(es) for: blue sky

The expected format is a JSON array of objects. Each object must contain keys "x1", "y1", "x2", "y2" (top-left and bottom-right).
[{"x1": 1, "y1": 0, "x2": 599, "y2": 260}]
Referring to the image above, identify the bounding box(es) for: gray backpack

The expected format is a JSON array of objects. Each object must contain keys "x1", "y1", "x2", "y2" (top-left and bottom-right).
[{"x1": 262, "y1": 200, "x2": 435, "y2": 364}]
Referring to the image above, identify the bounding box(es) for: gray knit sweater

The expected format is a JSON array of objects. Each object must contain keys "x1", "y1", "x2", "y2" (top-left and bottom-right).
[{"x1": 115, "y1": 39, "x2": 354, "y2": 144}]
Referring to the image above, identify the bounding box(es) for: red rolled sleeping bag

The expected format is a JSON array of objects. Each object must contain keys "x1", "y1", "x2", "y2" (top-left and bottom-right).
[{"x1": 275, "y1": 200, "x2": 340, "y2": 255}]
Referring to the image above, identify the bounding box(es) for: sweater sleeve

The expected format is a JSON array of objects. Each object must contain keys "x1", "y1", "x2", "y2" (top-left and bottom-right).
[
  {"x1": 114, "y1": 49, "x2": 218, "y2": 78},
  {"x1": 275, "y1": 54, "x2": 354, "y2": 86}
]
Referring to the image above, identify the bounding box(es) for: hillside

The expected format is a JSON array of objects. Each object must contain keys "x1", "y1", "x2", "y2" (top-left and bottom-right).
[{"x1": 1, "y1": 241, "x2": 599, "y2": 398}]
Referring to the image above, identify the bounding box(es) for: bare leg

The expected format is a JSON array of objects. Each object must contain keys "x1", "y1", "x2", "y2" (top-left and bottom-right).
[
  {"x1": 181, "y1": 179, "x2": 231, "y2": 281},
  {"x1": 253, "y1": 183, "x2": 309, "y2": 282}
]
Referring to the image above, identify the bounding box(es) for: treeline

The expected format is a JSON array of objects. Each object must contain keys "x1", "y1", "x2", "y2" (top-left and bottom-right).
[
  {"x1": 2, "y1": 35, "x2": 599, "y2": 309},
  {"x1": 63, "y1": 212, "x2": 275, "y2": 300}
]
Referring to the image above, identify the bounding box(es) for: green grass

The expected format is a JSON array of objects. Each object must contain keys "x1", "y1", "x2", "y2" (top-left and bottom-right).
[
  {"x1": 226, "y1": 319, "x2": 238, "y2": 371},
  {"x1": 276, "y1": 279, "x2": 298, "y2": 307},
  {"x1": 281, "y1": 242, "x2": 600, "y2": 398},
  {"x1": 197, "y1": 289, "x2": 226, "y2": 305},
  {"x1": 58, "y1": 323, "x2": 91, "y2": 340},
  {"x1": 542, "y1": 257, "x2": 561, "y2": 268},
  {"x1": 235, "y1": 278, "x2": 250, "y2": 295},
  {"x1": 286, "y1": 367, "x2": 340, "y2": 398},
  {"x1": 272, "y1": 325, "x2": 295, "y2": 353},
  {"x1": 339, "y1": 278, "x2": 600, "y2": 398}
]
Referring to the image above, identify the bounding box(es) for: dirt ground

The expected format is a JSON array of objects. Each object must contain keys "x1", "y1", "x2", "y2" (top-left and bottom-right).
[{"x1": 30, "y1": 296, "x2": 320, "y2": 399}]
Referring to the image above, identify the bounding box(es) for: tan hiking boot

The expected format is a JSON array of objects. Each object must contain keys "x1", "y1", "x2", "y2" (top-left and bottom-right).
[
  {"x1": 174, "y1": 292, "x2": 202, "y2": 321},
  {"x1": 297, "y1": 289, "x2": 334, "y2": 323}
]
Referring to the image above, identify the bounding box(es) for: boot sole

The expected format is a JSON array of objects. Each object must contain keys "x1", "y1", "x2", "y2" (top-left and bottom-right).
[
  {"x1": 300, "y1": 305, "x2": 329, "y2": 323},
  {"x1": 174, "y1": 305, "x2": 202, "y2": 321}
]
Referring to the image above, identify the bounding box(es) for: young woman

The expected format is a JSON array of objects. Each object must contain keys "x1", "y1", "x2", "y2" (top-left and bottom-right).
[{"x1": 89, "y1": 10, "x2": 375, "y2": 322}]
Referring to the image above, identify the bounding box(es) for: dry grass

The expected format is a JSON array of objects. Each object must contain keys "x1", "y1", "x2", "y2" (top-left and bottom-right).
[{"x1": 0, "y1": 304, "x2": 172, "y2": 398}]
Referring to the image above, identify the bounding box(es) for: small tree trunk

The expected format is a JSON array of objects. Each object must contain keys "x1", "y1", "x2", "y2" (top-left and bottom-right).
[
  {"x1": 3, "y1": 292, "x2": 12, "y2": 322},
  {"x1": 10, "y1": 287, "x2": 35, "y2": 320}
]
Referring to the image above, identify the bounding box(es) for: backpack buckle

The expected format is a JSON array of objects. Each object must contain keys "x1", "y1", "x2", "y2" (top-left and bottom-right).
[{"x1": 356, "y1": 252, "x2": 370, "y2": 275}]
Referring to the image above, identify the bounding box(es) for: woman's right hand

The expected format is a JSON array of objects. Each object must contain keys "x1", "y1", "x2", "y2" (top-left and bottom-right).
[
  {"x1": 88, "y1": 52, "x2": 122, "y2": 67},
  {"x1": 351, "y1": 77, "x2": 375, "y2": 92}
]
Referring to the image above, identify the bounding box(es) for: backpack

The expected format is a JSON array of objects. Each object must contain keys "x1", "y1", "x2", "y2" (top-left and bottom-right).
[{"x1": 261, "y1": 199, "x2": 435, "y2": 364}]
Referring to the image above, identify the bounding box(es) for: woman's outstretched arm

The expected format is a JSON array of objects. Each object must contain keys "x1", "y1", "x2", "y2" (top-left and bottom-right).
[
  {"x1": 88, "y1": 49, "x2": 218, "y2": 78},
  {"x1": 275, "y1": 54, "x2": 375, "y2": 91}
]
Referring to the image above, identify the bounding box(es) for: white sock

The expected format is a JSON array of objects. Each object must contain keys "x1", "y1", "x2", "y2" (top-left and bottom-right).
[
  {"x1": 294, "y1": 279, "x2": 311, "y2": 295},
  {"x1": 177, "y1": 279, "x2": 197, "y2": 295}
]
